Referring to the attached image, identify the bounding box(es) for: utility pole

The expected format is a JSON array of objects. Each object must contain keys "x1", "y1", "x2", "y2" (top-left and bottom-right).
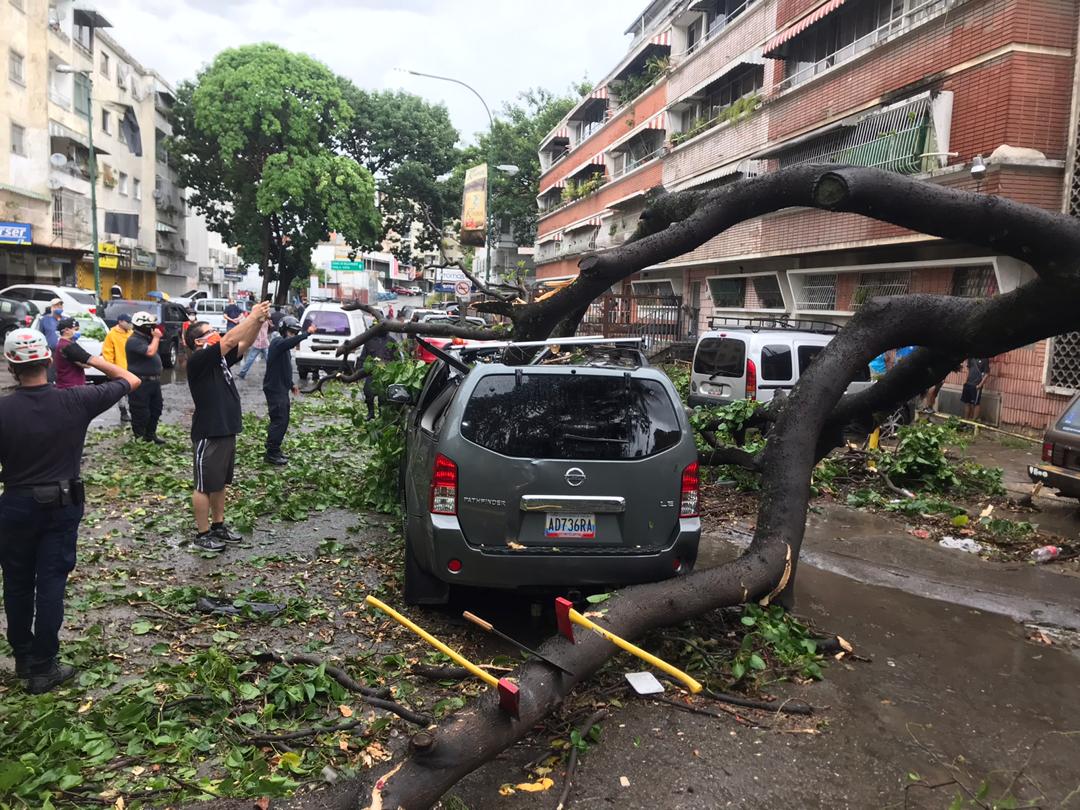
[{"x1": 58, "y1": 66, "x2": 101, "y2": 302}]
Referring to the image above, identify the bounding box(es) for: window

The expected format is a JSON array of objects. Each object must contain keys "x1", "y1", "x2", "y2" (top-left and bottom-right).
[
  {"x1": 100, "y1": 51, "x2": 110, "y2": 78},
  {"x1": 747, "y1": 275, "x2": 784, "y2": 309},
  {"x1": 1047, "y1": 333, "x2": 1080, "y2": 392},
  {"x1": 304, "y1": 310, "x2": 350, "y2": 336},
  {"x1": 118, "y1": 172, "x2": 128, "y2": 195},
  {"x1": 116, "y1": 64, "x2": 126, "y2": 91},
  {"x1": 101, "y1": 109, "x2": 111, "y2": 134},
  {"x1": 798, "y1": 274, "x2": 837, "y2": 311},
  {"x1": 10, "y1": 123, "x2": 26, "y2": 156},
  {"x1": 74, "y1": 72, "x2": 91, "y2": 115},
  {"x1": 460, "y1": 373, "x2": 682, "y2": 460},
  {"x1": 133, "y1": 178, "x2": 141, "y2": 200},
  {"x1": 852, "y1": 271, "x2": 910, "y2": 308},
  {"x1": 694, "y1": 337, "x2": 746, "y2": 378},
  {"x1": 9, "y1": 50, "x2": 25, "y2": 85},
  {"x1": 73, "y1": 23, "x2": 92, "y2": 51},
  {"x1": 709, "y1": 277, "x2": 745, "y2": 308},
  {"x1": 680, "y1": 64, "x2": 763, "y2": 134},
  {"x1": 797, "y1": 345, "x2": 824, "y2": 374},
  {"x1": 760, "y1": 345, "x2": 793, "y2": 381},
  {"x1": 951, "y1": 266, "x2": 998, "y2": 298}
]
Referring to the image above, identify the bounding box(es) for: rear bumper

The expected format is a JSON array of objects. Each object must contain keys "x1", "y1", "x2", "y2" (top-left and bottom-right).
[
  {"x1": 408, "y1": 513, "x2": 701, "y2": 589},
  {"x1": 688, "y1": 393, "x2": 732, "y2": 408},
  {"x1": 295, "y1": 355, "x2": 353, "y2": 371},
  {"x1": 1028, "y1": 463, "x2": 1080, "y2": 497}
]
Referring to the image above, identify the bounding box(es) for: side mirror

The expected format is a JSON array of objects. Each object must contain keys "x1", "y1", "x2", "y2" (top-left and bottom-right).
[{"x1": 386, "y1": 384, "x2": 414, "y2": 405}]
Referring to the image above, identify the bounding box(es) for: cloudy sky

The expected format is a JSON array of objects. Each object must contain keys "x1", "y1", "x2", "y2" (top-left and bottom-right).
[{"x1": 94, "y1": 0, "x2": 639, "y2": 143}]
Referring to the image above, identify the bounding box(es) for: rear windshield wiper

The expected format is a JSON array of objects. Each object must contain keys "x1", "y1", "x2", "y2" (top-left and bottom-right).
[{"x1": 562, "y1": 432, "x2": 629, "y2": 444}]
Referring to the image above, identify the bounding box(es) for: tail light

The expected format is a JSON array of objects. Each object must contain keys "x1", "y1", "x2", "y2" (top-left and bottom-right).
[
  {"x1": 430, "y1": 453, "x2": 458, "y2": 515},
  {"x1": 88, "y1": 306, "x2": 96, "y2": 314},
  {"x1": 23, "y1": 316, "x2": 31, "y2": 326},
  {"x1": 745, "y1": 358, "x2": 757, "y2": 401},
  {"x1": 1043, "y1": 442, "x2": 1054, "y2": 463},
  {"x1": 680, "y1": 462, "x2": 700, "y2": 518}
]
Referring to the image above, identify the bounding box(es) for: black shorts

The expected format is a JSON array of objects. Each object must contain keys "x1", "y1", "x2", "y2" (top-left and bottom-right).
[
  {"x1": 193, "y1": 436, "x2": 236, "y2": 493},
  {"x1": 960, "y1": 383, "x2": 982, "y2": 405}
]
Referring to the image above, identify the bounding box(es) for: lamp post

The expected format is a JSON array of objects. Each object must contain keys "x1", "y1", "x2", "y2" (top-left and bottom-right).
[
  {"x1": 397, "y1": 69, "x2": 519, "y2": 283},
  {"x1": 56, "y1": 65, "x2": 100, "y2": 303}
]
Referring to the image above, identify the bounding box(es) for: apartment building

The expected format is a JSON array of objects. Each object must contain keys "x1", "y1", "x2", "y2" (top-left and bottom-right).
[
  {"x1": 534, "y1": 0, "x2": 1080, "y2": 429},
  {"x1": 1, "y1": 0, "x2": 198, "y2": 300}
]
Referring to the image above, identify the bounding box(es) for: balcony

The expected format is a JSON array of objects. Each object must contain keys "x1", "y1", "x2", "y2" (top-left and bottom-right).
[{"x1": 664, "y1": 103, "x2": 768, "y2": 190}]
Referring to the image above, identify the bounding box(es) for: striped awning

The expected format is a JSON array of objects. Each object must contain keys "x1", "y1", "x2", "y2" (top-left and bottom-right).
[
  {"x1": 589, "y1": 151, "x2": 606, "y2": 166},
  {"x1": 764, "y1": 0, "x2": 848, "y2": 57},
  {"x1": 537, "y1": 230, "x2": 563, "y2": 244},
  {"x1": 48, "y1": 120, "x2": 89, "y2": 149},
  {"x1": 651, "y1": 28, "x2": 672, "y2": 46},
  {"x1": 645, "y1": 111, "x2": 668, "y2": 130},
  {"x1": 564, "y1": 216, "x2": 602, "y2": 233},
  {"x1": 590, "y1": 85, "x2": 610, "y2": 100}
]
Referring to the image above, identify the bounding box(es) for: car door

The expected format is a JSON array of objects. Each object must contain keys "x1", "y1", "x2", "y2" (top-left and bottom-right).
[{"x1": 756, "y1": 340, "x2": 795, "y2": 403}]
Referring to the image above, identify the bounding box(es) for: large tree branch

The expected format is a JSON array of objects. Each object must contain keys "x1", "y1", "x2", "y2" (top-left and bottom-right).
[{"x1": 335, "y1": 317, "x2": 510, "y2": 358}]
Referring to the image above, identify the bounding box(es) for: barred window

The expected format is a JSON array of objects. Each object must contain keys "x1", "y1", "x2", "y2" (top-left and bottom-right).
[
  {"x1": 852, "y1": 271, "x2": 910, "y2": 309},
  {"x1": 708, "y1": 277, "x2": 745, "y2": 308},
  {"x1": 798, "y1": 273, "x2": 837, "y2": 311},
  {"x1": 951, "y1": 267, "x2": 998, "y2": 298},
  {"x1": 1048, "y1": 333, "x2": 1080, "y2": 392}
]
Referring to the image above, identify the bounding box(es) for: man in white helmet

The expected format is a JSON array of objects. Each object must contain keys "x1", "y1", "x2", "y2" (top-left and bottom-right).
[
  {"x1": 0, "y1": 329, "x2": 139, "y2": 693},
  {"x1": 125, "y1": 311, "x2": 165, "y2": 444}
]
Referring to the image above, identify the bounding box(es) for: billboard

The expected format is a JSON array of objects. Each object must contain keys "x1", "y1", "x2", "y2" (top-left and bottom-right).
[
  {"x1": 459, "y1": 163, "x2": 488, "y2": 248},
  {"x1": 0, "y1": 222, "x2": 32, "y2": 245}
]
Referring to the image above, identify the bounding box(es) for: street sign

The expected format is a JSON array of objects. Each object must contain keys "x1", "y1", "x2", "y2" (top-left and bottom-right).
[
  {"x1": 331, "y1": 260, "x2": 365, "y2": 271},
  {"x1": 454, "y1": 280, "x2": 472, "y2": 297}
]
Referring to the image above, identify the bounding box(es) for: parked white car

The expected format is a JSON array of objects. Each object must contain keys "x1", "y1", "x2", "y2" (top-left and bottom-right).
[
  {"x1": 193, "y1": 297, "x2": 249, "y2": 334},
  {"x1": 0, "y1": 284, "x2": 100, "y2": 315},
  {"x1": 31, "y1": 312, "x2": 109, "y2": 381},
  {"x1": 296, "y1": 302, "x2": 371, "y2": 380}
]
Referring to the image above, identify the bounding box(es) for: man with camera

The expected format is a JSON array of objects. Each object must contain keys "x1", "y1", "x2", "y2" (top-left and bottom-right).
[
  {"x1": 125, "y1": 311, "x2": 165, "y2": 444},
  {"x1": 0, "y1": 328, "x2": 139, "y2": 693}
]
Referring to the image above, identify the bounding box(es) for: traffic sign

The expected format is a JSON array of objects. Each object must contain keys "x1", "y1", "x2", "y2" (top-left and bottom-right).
[
  {"x1": 331, "y1": 260, "x2": 365, "y2": 271},
  {"x1": 454, "y1": 280, "x2": 472, "y2": 297}
]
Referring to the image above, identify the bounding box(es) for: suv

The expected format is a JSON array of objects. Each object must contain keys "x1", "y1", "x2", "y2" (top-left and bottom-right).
[
  {"x1": 1028, "y1": 392, "x2": 1080, "y2": 501},
  {"x1": 102, "y1": 299, "x2": 189, "y2": 368},
  {"x1": 193, "y1": 298, "x2": 250, "y2": 334},
  {"x1": 296, "y1": 302, "x2": 371, "y2": 380},
  {"x1": 396, "y1": 339, "x2": 701, "y2": 605},
  {"x1": 0, "y1": 296, "x2": 37, "y2": 340},
  {"x1": 0, "y1": 284, "x2": 99, "y2": 315}
]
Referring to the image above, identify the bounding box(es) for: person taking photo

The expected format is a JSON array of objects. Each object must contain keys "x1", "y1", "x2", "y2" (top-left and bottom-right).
[
  {"x1": 262, "y1": 317, "x2": 316, "y2": 465},
  {"x1": 125, "y1": 311, "x2": 165, "y2": 445}
]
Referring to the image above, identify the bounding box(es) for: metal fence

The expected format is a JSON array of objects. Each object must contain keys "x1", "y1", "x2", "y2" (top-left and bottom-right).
[{"x1": 576, "y1": 293, "x2": 692, "y2": 355}]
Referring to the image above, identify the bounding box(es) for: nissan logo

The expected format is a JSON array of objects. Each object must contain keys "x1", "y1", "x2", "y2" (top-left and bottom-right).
[{"x1": 564, "y1": 467, "x2": 586, "y2": 487}]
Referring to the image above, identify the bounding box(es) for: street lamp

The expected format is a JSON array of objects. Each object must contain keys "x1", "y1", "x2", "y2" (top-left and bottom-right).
[
  {"x1": 397, "y1": 68, "x2": 518, "y2": 282},
  {"x1": 56, "y1": 64, "x2": 100, "y2": 303}
]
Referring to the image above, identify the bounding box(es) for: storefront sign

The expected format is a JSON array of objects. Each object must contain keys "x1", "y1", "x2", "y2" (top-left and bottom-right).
[
  {"x1": 459, "y1": 163, "x2": 488, "y2": 248},
  {"x1": 134, "y1": 248, "x2": 156, "y2": 269},
  {"x1": 98, "y1": 241, "x2": 119, "y2": 269},
  {"x1": 0, "y1": 222, "x2": 32, "y2": 245}
]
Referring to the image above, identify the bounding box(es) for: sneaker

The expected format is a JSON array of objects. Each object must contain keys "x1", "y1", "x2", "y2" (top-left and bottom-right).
[
  {"x1": 264, "y1": 453, "x2": 288, "y2": 466},
  {"x1": 211, "y1": 523, "x2": 243, "y2": 544},
  {"x1": 26, "y1": 662, "x2": 77, "y2": 694},
  {"x1": 194, "y1": 532, "x2": 227, "y2": 553}
]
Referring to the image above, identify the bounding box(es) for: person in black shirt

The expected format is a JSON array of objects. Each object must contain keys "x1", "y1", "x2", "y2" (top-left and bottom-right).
[
  {"x1": 0, "y1": 328, "x2": 139, "y2": 693},
  {"x1": 125, "y1": 311, "x2": 165, "y2": 444},
  {"x1": 355, "y1": 332, "x2": 399, "y2": 420},
  {"x1": 263, "y1": 317, "x2": 316, "y2": 465},
  {"x1": 184, "y1": 300, "x2": 270, "y2": 553}
]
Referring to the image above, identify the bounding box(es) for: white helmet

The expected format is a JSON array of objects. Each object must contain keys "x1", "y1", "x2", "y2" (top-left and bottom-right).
[
  {"x1": 4, "y1": 328, "x2": 51, "y2": 364},
  {"x1": 131, "y1": 311, "x2": 157, "y2": 328}
]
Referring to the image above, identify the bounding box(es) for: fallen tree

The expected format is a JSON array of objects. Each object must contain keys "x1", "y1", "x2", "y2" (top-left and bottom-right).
[{"x1": 319, "y1": 165, "x2": 1080, "y2": 809}]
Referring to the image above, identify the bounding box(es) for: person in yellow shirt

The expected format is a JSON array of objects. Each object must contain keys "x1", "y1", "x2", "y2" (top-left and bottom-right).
[{"x1": 102, "y1": 312, "x2": 133, "y2": 423}]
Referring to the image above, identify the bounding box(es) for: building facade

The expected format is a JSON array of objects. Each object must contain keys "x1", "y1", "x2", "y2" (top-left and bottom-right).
[
  {"x1": 1, "y1": 0, "x2": 196, "y2": 301},
  {"x1": 534, "y1": 0, "x2": 1080, "y2": 430}
]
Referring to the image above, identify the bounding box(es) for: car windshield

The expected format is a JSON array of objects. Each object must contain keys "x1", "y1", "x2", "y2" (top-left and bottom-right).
[
  {"x1": 1056, "y1": 397, "x2": 1080, "y2": 435},
  {"x1": 306, "y1": 310, "x2": 350, "y2": 336},
  {"x1": 460, "y1": 373, "x2": 681, "y2": 460},
  {"x1": 74, "y1": 314, "x2": 108, "y2": 341},
  {"x1": 68, "y1": 291, "x2": 98, "y2": 306},
  {"x1": 694, "y1": 337, "x2": 746, "y2": 377}
]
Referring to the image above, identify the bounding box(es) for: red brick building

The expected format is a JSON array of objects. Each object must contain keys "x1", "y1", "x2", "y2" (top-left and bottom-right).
[{"x1": 534, "y1": 0, "x2": 1080, "y2": 430}]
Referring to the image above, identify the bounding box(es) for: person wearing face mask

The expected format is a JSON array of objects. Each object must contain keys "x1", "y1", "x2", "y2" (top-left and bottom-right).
[
  {"x1": 102, "y1": 313, "x2": 133, "y2": 423},
  {"x1": 52, "y1": 318, "x2": 88, "y2": 390},
  {"x1": 125, "y1": 312, "x2": 165, "y2": 445},
  {"x1": 184, "y1": 300, "x2": 271, "y2": 553},
  {"x1": 39, "y1": 299, "x2": 64, "y2": 353}
]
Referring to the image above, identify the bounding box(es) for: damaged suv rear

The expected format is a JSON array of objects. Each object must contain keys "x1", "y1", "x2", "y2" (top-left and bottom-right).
[{"x1": 397, "y1": 339, "x2": 701, "y2": 605}]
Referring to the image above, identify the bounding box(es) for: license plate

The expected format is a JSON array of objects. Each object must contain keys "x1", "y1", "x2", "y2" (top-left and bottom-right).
[
  {"x1": 1029, "y1": 465, "x2": 1049, "y2": 479},
  {"x1": 545, "y1": 513, "x2": 596, "y2": 539}
]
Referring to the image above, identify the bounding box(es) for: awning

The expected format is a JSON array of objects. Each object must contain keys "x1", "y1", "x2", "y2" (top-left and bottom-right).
[
  {"x1": 750, "y1": 112, "x2": 863, "y2": 159},
  {"x1": 590, "y1": 85, "x2": 609, "y2": 100},
  {"x1": 670, "y1": 161, "x2": 746, "y2": 192},
  {"x1": 48, "y1": 120, "x2": 89, "y2": 150},
  {"x1": 536, "y1": 230, "x2": 563, "y2": 244},
  {"x1": 73, "y1": 5, "x2": 113, "y2": 27},
  {"x1": 645, "y1": 111, "x2": 667, "y2": 130},
  {"x1": 651, "y1": 28, "x2": 672, "y2": 46},
  {"x1": 564, "y1": 216, "x2": 602, "y2": 233},
  {"x1": 540, "y1": 124, "x2": 570, "y2": 149},
  {"x1": 606, "y1": 189, "x2": 650, "y2": 210},
  {"x1": 764, "y1": 0, "x2": 848, "y2": 57},
  {"x1": 155, "y1": 222, "x2": 178, "y2": 234}
]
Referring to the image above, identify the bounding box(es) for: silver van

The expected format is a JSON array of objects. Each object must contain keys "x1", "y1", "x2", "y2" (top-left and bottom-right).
[{"x1": 396, "y1": 339, "x2": 701, "y2": 604}]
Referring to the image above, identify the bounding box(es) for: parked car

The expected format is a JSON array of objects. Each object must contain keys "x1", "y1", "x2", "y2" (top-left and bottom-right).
[
  {"x1": 0, "y1": 296, "x2": 38, "y2": 340},
  {"x1": 391, "y1": 285, "x2": 413, "y2": 296},
  {"x1": 394, "y1": 339, "x2": 701, "y2": 605},
  {"x1": 419, "y1": 314, "x2": 486, "y2": 328},
  {"x1": 406, "y1": 286, "x2": 422, "y2": 296},
  {"x1": 1028, "y1": 392, "x2": 1080, "y2": 501},
  {"x1": 31, "y1": 312, "x2": 109, "y2": 380},
  {"x1": 192, "y1": 298, "x2": 250, "y2": 334},
  {"x1": 295, "y1": 302, "x2": 371, "y2": 380},
  {"x1": 0, "y1": 284, "x2": 100, "y2": 315},
  {"x1": 102, "y1": 299, "x2": 189, "y2": 368},
  {"x1": 401, "y1": 307, "x2": 443, "y2": 323}
]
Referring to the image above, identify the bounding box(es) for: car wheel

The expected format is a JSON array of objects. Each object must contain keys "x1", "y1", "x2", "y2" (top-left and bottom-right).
[
  {"x1": 161, "y1": 338, "x2": 177, "y2": 369},
  {"x1": 879, "y1": 402, "x2": 914, "y2": 439}
]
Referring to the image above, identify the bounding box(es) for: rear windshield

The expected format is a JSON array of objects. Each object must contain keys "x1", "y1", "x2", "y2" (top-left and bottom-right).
[
  {"x1": 1057, "y1": 397, "x2": 1080, "y2": 435},
  {"x1": 104, "y1": 301, "x2": 158, "y2": 322},
  {"x1": 461, "y1": 373, "x2": 681, "y2": 460},
  {"x1": 68, "y1": 291, "x2": 97, "y2": 306},
  {"x1": 694, "y1": 337, "x2": 746, "y2": 377},
  {"x1": 305, "y1": 311, "x2": 350, "y2": 336}
]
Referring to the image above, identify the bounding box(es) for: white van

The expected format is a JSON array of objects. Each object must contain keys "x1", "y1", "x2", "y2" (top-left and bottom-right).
[
  {"x1": 689, "y1": 317, "x2": 872, "y2": 407},
  {"x1": 194, "y1": 298, "x2": 249, "y2": 334},
  {"x1": 296, "y1": 302, "x2": 371, "y2": 380}
]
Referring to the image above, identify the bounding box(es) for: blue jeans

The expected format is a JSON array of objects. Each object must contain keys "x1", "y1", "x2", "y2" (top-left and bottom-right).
[
  {"x1": 238, "y1": 347, "x2": 267, "y2": 379},
  {"x1": 0, "y1": 493, "x2": 83, "y2": 666}
]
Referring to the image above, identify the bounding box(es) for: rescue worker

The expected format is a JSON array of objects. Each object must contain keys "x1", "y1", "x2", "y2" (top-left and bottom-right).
[
  {"x1": 102, "y1": 313, "x2": 133, "y2": 423},
  {"x1": 262, "y1": 317, "x2": 316, "y2": 465},
  {"x1": 355, "y1": 331, "x2": 398, "y2": 420},
  {"x1": 0, "y1": 328, "x2": 139, "y2": 692},
  {"x1": 125, "y1": 311, "x2": 165, "y2": 444}
]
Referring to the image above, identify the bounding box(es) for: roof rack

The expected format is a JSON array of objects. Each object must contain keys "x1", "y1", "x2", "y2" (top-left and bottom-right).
[
  {"x1": 461, "y1": 335, "x2": 645, "y2": 350},
  {"x1": 706, "y1": 315, "x2": 841, "y2": 335}
]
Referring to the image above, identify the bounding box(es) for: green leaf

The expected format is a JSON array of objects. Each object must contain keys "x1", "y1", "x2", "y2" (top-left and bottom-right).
[
  {"x1": 748, "y1": 653, "x2": 766, "y2": 671},
  {"x1": 951, "y1": 513, "x2": 970, "y2": 527},
  {"x1": 0, "y1": 761, "x2": 32, "y2": 792},
  {"x1": 131, "y1": 620, "x2": 153, "y2": 635},
  {"x1": 731, "y1": 661, "x2": 746, "y2": 680},
  {"x1": 740, "y1": 615, "x2": 757, "y2": 626},
  {"x1": 586, "y1": 593, "x2": 612, "y2": 604}
]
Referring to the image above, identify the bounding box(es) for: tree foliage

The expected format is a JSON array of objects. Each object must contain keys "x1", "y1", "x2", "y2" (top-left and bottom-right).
[
  {"x1": 171, "y1": 44, "x2": 381, "y2": 302},
  {"x1": 335, "y1": 83, "x2": 461, "y2": 264}
]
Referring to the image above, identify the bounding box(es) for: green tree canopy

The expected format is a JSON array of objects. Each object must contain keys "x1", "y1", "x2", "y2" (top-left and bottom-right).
[
  {"x1": 171, "y1": 43, "x2": 381, "y2": 302},
  {"x1": 335, "y1": 84, "x2": 460, "y2": 264}
]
